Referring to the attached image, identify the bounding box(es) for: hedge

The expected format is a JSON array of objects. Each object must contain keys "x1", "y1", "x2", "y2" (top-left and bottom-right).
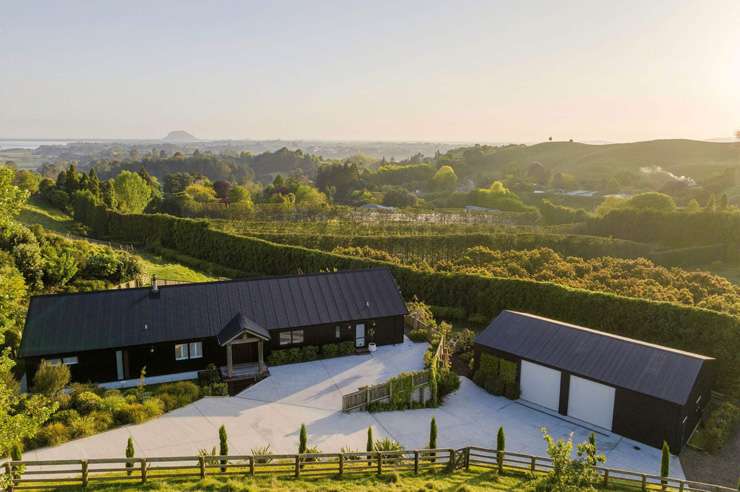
[{"x1": 71, "y1": 198, "x2": 740, "y2": 397}]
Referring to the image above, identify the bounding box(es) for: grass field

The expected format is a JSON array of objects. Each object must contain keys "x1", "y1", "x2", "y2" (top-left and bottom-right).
[
  {"x1": 39, "y1": 466, "x2": 646, "y2": 492},
  {"x1": 17, "y1": 198, "x2": 220, "y2": 284}
]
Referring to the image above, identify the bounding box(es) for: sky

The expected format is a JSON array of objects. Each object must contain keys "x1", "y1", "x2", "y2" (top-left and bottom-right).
[{"x1": 1, "y1": 0, "x2": 739, "y2": 142}]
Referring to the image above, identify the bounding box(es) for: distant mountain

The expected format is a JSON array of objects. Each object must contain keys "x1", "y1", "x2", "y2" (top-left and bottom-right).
[{"x1": 163, "y1": 130, "x2": 198, "y2": 142}]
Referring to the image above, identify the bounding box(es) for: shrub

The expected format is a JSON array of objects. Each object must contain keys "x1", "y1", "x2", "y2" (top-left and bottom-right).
[
  {"x1": 251, "y1": 444, "x2": 273, "y2": 464},
  {"x1": 374, "y1": 437, "x2": 404, "y2": 452},
  {"x1": 74, "y1": 391, "x2": 104, "y2": 413},
  {"x1": 496, "y1": 427, "x2": 505, "y2": 474},
  {"x1": 339, "y1": 341, "x2": 355, "y2": 355},
  {"x1": 126, "y1": 437, "x2": 135, "y2": 476},
  {"x1": 267, "y1": 350, "x2": 289, "y2": 366},
  {"x1": 68, "y1": 414, "x2": 99, "y2": 438},
  {"x1": 408, "y1": 327, "x2": 429, "y2": 343},
  {"x1": 219, "y1": 425, "x2": 228, "y2": 472},
  {"x1": 101, "y1": 394, "x2": 129, "y2": 414},
  {"x1": 33, "y1": 360, "x2": 70, "y2": 397},
  {"x1": 114, "y1": 403, "x2": 150, "y2": 425},
  {"x1": 142, "y1": 398, "x2": 165, "y2": 418},
  {"x1": 302, "y1": 345, "x2": 319, "y2": 361},
  {"x1": 437, "y1": 368, "x2": 460, "y2": 398},
  {"x1": 155, "y1": 381, "x2": 199, "y2": 410},
  {"x1": 321, "y1": 343, "x2": 338, "y2": 359},
  {"x1": 286, "y1": 348, "x2": 302, "y2": 364},
  {"x1": 201, "y1": 382, "x2": 228, "y2": 396},
  {"x1": 700, "y1": 401, "x2": 740, "y2": 453},
  {"x1": 50, "y1": 409, "x2": 80, "y2": 425},
  {"x1": 88, "y1": 411, "x2": 114, "y2": 432},
  {"x1": 33, "y1": 422, "x2": 71, "y2": 447}
]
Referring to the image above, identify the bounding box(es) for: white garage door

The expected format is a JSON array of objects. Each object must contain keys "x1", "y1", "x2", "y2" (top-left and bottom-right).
[
  {"x1": 567, "y1": 375, "x2": 615, "y2": 430},
  {"x1": 520, "y1": 360, "x2": 561, "y2": 411}
]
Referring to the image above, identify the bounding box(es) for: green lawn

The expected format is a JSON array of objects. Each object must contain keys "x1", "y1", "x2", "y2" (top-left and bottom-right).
[
  {"x1": 37, "y1": 467, "x2": 644, "y2": 492},
  {"x1": 17, "y1": 198, "x2": 220, "y2": 284}
]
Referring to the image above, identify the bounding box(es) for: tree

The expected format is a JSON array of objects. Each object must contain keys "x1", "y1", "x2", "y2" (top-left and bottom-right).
[
  {"x1": 0, "y1": 166, "x2": 29, "y2": 220},
  {"x1": 125, "y1": 437, "x2": 135, "y2": 476},
  {"x1": 163, "y1": 172, "x2": 194, "y2": 194},
  {"x1": 213, "y1": 180, "x2": 233, "y2": 200},
  {"x1": 625, "y1": 192, "x2": 676, "y2": 212},
  {"x1": 294, "y1": 184, "x2": 328, "y2": 211},
  {"x1": 32, "y1": 360, "x2": 70, "y2": 397},
  {"x1": 227, "y1": 185, "x2": 252, "y2": 205},
  {"x1": 366, "y1": 426, "x2": 373, "y2": 466},
  {"x1": 719, "y1": 193, "x2": 729, "y2": 211},
  {"x1": 184, "y1": 183, "x2": 216, "y2": 203},
  {"x1": 686, "y1": 198, "x2": 701, "y2": 212},
  {"x1": 382, "y1": 187, "x2": 417, "y2": 208},
  {"x1": 219, "y1": 425, "x2": 228, "y2": 472},
  {"x1": 13, "y1": 169, "x2": 40, "y2": 194},
  {"x1": 112, "y1": 171, "x2": 152, "y2": 213},
  {"x1": 660, "y1": 441, "x2": 670, "y2": 488},
  {"x1": 429, "y1": 417, "x2": 437, "y2": 463},
  {"x1": 431, "y1": 165, "x2": 458, "y2": 192},
  {"x1": 0, "y1": 350, "x2": 56, "y2": 471},
  {"x1": 299, "y1": 423, "x2": 307, "y2": 454},
  {"x1": 540, "y1": 428, "x2": 605, "y2": 491},
  {"x1": 497, "y1": 426, "x2": 505, "y2": 473},
  {"x1": 705, "y1": 194, "x2": 717, "y2": 211}
]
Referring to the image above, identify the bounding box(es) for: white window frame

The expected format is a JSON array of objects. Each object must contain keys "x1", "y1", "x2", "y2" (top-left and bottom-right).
[
  {"x1": 335, "y1": 326, "x2": 341, "y2": 339},
  {"x1": 175, "y1": 344, "x2": 189, "y2": 361},
  {"x1": 189, "y1": 342, "x2": 203, "y2": 359},
  {"x1": 62, "y1": 356, "x2": 79, "y2": 365},
  {"x1": 44, "y1": 358, "x2": 62, "y2": 366},
  {"x1": 291, "y1": 329, "x2": 304, "y2": 344}
]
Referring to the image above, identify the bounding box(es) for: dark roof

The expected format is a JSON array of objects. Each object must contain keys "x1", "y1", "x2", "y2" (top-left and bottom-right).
[
  {"x1": 475, "y1": 310, "x2": 713, "y2": 405},
  {"x1": 20, "y1": 268, "x2": 407, "y2": 357},
  {"x1": 217, "y1": 314, "x2": 271, "y2": 346}
]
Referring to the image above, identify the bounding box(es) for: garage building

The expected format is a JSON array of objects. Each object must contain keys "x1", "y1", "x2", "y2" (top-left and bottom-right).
[{"x1": 473, "y1": 310, "x2": 714, "y2": 452}]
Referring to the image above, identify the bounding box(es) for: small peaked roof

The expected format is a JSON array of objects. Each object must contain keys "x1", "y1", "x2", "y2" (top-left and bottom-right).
[
  {"x1": 20, "y1": 268, "x2": 407, "y2": 357},
  {"x1": 217, "y1": 314, "x2": 271, "y2": 346},
  {"x1": 475, "y1": 310, "x2": 713, "y2": 406}
]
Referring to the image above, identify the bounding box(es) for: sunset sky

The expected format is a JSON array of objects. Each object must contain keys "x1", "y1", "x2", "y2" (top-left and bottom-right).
[{"x1": 1, "y1": 0, "x2": 738, "y2": 142}]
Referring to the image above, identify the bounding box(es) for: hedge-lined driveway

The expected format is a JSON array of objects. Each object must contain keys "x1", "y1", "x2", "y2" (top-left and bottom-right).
[{"x1": 25, "y1": 339, "x2": 683, "y2": 478}]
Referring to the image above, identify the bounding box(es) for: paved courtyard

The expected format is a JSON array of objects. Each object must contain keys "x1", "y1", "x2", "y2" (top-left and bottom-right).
[{"x1": 26, "y1": 338, "x2": 683, "y2": 478}]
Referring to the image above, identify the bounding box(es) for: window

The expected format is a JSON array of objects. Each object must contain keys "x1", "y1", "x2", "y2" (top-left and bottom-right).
[
  {"x1": 335, "y1": 326, "x2": 341, "y2": 339},
  {"x1": 44, "y1": 358, "x2": 62, "y2": 366},
  {"x1": 175, "y1": 344, "x2": 189, "y2": 360},
  {"x1": 189, "y1": 342, "x2": 203, "y2": 359},
  {"x1": 280, "y1": 331, "x2": 292, "y2": 346},
  {"x1": 62, "y1": 356, "x2": 79, "y2": 365},
  {"x1": 279, "y1": 330, "x2": 304, "y2": 346}
]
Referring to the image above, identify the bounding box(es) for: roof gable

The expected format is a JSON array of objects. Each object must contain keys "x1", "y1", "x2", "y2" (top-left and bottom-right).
[
  {"x1": 475, "y1": 310, "x2": 713, "y2": 405},
  {"x1": 217, "y1": 314, "x2": 270, "y2": 346},
  {"x1": 20, "y1": 268, "x2": 407, "y2": 357}
]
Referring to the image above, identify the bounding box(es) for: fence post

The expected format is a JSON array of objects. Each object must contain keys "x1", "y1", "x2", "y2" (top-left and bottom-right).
[
  {"x1": 294, "y1": 455, "x2": 300, "y2": 478},
  {"x1": 377, "y1": 452, "x2": 382, "y2": 475},
  {"x1": 447, "y1": 449, "x2": 455, "y2": 473},
  {"x1": 365, "y1": 386, "x2": 370, "y2": 410},
  {"x1": 414, "y1": 450, "x2": 419, "y2": 474},
  {"x1": 339, "y1": 453, "x2": 344, "y2": 475},
  {"x1": 678, "y1": 481, "x2": 684, "y2": 492},
  {"x1": 641, "y1": 474, "x2": 647, "y2": 491},
  {"x1": 603, "y1": 469, "x2": 609, "y2": 487},
  {"x1": 199, "y1": 456, "x2": 206, "y2": 479},
  {"x1": 249, "y1": 456, "x2": 255, "y2": 477},
  {"x1": 140, "y1": 458, "x2": 147, "y2": 483},
  {"x1": 81, "y1": 460, "x2": 88, "y2": 488},
  {"x1": 465, "y1": 447, "x2": 470, "y2": 471}
]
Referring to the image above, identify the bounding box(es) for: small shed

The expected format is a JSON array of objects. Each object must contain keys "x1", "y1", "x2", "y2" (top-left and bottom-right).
[{"x1": 474, "y1": 310, "x2": 714, "y2": 451}]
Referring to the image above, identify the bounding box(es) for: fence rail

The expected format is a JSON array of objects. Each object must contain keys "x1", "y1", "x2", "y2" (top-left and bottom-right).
[
  {"x1": 341, "y1": 371, "x2": 430, "y2": 412},
  {"x1": 1, "y1": 447, "x2": 734, "y2": 492}
]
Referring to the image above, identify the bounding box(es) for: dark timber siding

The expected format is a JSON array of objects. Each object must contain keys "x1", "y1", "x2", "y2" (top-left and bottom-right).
[
  {"x1": 26, "y1": 315, "x2": 405, "y2": 385},
  {"x1": 473, "y1": 343, "x2": 708, "y2": 452}
]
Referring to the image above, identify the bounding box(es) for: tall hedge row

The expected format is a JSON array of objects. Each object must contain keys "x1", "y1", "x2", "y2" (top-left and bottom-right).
[
  {"x1": 242, "y1": 231, "x2": 655, "y2": 262},
  {"x1": 73, "y1": 198, "x2": 740, "y2": 397},
  {"x1": 584, "y1": 208, "x2": 740, "y2": 249}
]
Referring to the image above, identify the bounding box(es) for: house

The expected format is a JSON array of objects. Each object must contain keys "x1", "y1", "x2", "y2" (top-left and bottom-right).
[
  {"x1": 473, "y1": 310, "x2": 714, "y2": 452},
  {"x1": 19, "y1": 268, "x2": 408, "y2": 388}
]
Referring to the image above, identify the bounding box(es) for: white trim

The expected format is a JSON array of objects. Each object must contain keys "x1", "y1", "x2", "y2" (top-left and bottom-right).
[
  {"x1": 98, "y1": 371, "x2": 199, "y2": 390},
  {"x1": 62, "y1": 356, "x2": 79, "y2": 365},
  {"x1": 189, "y1": 341, "x2": 203, "y2": 359},
  {"x1": 175, "y1": 343, "x2": 189, "y2": 361}
]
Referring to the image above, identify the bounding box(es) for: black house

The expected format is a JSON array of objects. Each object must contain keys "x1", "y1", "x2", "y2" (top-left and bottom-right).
[
  {"x1": 474, "y1": 311, "x2": 714, "y2": 452},
  {"x1": 20, "y1": 268, "x2": 408, "y2": 386}
]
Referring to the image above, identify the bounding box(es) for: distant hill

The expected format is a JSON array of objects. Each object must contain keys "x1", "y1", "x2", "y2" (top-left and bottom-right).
[
  {"x1": 163, "y1": 130, "x2": 198, "y2": 142},
  {"x1": 442, "y1": 139, "x2": 739, "y2": 182}
]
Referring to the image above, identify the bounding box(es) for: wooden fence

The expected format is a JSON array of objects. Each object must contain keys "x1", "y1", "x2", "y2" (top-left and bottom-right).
[
  {"x1": 2, "y1": 447, "x2": 735, "y2": 492},
  {"x1": 341, "y1": 371, "x2": 431, "y2": 412},
  {"x1": 113, "y1": 278, "x2": 187, "y2": 290}
]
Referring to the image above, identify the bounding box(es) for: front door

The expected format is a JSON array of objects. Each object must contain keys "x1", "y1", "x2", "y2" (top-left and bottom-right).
[
  {"x1": 232, "y1": 342, "x2": 257, "y2": 364},
  {"x1": 355, "y1": 323, "x2": 366, "y2": 348}
]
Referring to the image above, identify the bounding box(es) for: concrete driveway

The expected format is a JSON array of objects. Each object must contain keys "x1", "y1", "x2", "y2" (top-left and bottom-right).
[{"x1": 26, "y1": 338, "x2": 683, "y2": 478}]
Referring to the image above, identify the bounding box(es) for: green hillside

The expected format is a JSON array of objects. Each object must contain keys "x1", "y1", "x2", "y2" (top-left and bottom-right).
[{"x1": 443, "y1": 139, "x2": 739, "y2": 182}]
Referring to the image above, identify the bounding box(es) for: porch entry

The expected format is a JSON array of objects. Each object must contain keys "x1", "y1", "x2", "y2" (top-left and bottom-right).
[
  {"x1": 355, "y1": 323, "x2": 366, "y2": 348},
  {"x1": 217, "y1": 313, "x2": 271, "y2": 379}
]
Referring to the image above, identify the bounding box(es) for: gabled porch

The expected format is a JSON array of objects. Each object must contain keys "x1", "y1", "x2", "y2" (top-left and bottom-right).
[{"x1": 217, "y1": 314, "x2": 271, "y2": 393}]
